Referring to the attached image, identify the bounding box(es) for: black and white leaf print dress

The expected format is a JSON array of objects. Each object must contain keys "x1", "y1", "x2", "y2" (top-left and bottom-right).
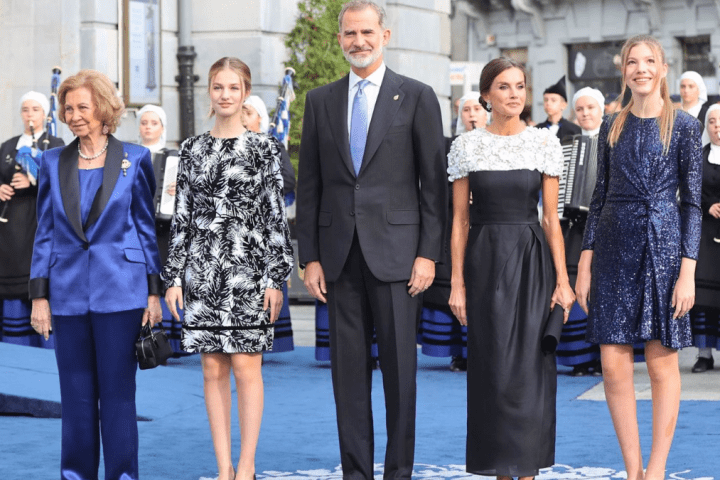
[{"x1": 163, "y1": 131, "x2": 293, "y2": 353}]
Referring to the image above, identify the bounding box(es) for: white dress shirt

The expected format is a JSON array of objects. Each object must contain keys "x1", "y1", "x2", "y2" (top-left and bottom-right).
[
  {"x1": 347, "y1": 63, "x2": 387, "y2": 135},
  {"x1": 709, "y1": 143, "x2": 720, "y2": 166},
  {"x1": 581, "y1": 127, "x2": 600, "y2": 137},
  {"x1": 687, "y1": 102, "x2": 702, "y2": 119},
  {"x1": 16, "y1": 130, "x2": 46, "y2": 150}
]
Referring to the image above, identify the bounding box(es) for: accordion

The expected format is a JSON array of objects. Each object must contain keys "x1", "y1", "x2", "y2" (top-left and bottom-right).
[
  {"x1": 558, "y1": 134, "x2": 599, "y2": 222},
  {"x1": 151, "y1": 149, "x2": 179, "y2": 222}
]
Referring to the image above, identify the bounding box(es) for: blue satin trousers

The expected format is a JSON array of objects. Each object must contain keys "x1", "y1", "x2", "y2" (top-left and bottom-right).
[{"x1": 53, "y1": 309, "x2": 143, "y2": 480}]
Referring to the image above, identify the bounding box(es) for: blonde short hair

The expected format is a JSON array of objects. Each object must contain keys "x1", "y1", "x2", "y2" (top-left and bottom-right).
[{"x1": 58, "y1": 70, "x2": 125, "y2": 134}]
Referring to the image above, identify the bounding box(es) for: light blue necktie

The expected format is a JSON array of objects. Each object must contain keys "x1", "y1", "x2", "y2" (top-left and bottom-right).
[{"x1": 350, "y1": 79, "x2": 369, "y2": 175}]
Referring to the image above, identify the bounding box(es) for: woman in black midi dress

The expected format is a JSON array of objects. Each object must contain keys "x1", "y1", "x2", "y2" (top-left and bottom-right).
[{"x1": 448, "y1": 58, "x2": 575, "y2": 479}]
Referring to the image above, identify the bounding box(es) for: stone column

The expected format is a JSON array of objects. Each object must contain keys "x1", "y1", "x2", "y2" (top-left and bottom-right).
[
  {"x1": 384, "y1": 0, "x2": 453, "y2": 135},
  {"x1": 0, "y1": 0, "x2": 81, "y2": 141},
  {"x1": 189, "y1": 0, "x2": 299, "y2": 135}
]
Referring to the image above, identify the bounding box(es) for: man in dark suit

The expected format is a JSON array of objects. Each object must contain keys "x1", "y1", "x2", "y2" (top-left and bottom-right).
[
  {"x1": 536, "y1": 75, "x2": 581, "y2": 142},
  {"x1": 296, "y1": 1, "x2": 447, "y2": 477}
]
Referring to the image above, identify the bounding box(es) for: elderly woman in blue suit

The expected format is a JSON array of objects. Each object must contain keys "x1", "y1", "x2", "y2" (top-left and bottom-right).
[{"x1": 29, "y1": 70, "x2": 162, "y2": 480}]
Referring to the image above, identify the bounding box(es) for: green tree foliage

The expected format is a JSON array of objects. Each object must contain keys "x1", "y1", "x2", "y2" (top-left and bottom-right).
[{"x1": 284, "y1": 0, "x2": 349, "y2": 169}]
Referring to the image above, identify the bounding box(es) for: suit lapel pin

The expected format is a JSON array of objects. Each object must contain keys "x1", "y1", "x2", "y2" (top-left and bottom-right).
[
  {"x1": 393, "y1": 95, "x2": 399, "y2": 101},
  {"x1": 121, "y1": 153, "x2": 131, "y2": 177}
]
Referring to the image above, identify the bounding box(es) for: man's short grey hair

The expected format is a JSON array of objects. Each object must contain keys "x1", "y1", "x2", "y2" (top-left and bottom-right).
[{"x1": 338, "y1": 0, "x2": 387, "y2": 31}]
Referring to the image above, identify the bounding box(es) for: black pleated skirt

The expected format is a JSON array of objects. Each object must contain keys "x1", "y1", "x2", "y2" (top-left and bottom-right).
[{"x1": 465, "y1": 214, "x2": 557, "y2": 476}]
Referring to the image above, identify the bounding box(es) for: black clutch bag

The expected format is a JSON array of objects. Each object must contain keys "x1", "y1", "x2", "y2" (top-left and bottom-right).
[
  {"x1": 541, "y1": 305, "x2": 566, "y2": 354},
  {"x1": 135, "y1": 323, "x2": 173, "y2": 370}
]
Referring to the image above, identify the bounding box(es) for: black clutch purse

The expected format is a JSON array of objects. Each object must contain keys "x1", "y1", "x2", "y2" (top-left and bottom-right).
[
  {"x1": 135, "y1": 323, "x2": 173, "y2": 370},
  {"x1": 541, "y1": 305, "x2": 566, "y2": 354}
]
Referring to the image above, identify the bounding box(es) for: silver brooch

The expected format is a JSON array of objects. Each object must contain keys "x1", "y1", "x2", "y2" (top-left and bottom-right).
[{"x1": 121, "y1": 153, "x2": 131, "y2": 176}]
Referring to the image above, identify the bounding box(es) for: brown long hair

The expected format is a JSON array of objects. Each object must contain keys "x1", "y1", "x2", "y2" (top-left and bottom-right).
[
  {"x1": 207, "y1": 57, "x2": 252, "y2": 117},
  {"x1": 608, "y1": 35, "x2": 675, "y2": 154}
]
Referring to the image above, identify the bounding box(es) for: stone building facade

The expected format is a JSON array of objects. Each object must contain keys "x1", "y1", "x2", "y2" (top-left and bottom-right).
[
  {"x1": 451, "y1": 0, "x2": 720, "y2": 123},
  {"x1": 0, "y1": 0, "x2": 452, "y2": 144}
]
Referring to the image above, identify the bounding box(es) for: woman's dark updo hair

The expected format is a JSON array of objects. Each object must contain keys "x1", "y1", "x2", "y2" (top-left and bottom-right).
[{"x1": 479, "y1": 57, "x2": 528, "y2": 112}]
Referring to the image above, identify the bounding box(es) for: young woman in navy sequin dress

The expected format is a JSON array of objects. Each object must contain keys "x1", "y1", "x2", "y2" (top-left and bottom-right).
[{"x1": 576, "y1": 36, "x2": 703, "y2": 480}]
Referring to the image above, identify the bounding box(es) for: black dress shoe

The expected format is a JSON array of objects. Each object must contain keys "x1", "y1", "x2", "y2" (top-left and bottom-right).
[
  {"x1": 450, "y1": 356, "x2": 467, "y2": 372},
  {"x1": 692, "y1": 356, "x2": 714, "y2": 373},
  {"x1": 590, "y1": 359, "x2": 603, "y2": 376}
]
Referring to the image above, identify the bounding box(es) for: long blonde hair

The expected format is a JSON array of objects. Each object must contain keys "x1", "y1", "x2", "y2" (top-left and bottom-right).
[{"x1": 608, "y1": 35, "x2": 675, "y2": 155}]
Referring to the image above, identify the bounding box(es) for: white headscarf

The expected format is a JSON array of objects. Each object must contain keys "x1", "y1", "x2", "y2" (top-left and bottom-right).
[
  {"x1": 571, "y1": 87, "x2": 605, "y2": 136},
  {"x1": 244, "y1": 95, "x2": 269, "y2": 134},
  {"x1": 571, "y1": 87, "x2": 605, "y2": 111},
  {"x1": 703, "y1": 104, "x2": 720, "y2": 166},
  {"x1": 16, "y1": 91, "x2": 50, "y2": 150},
  {"x1": 455, "y1": 91, "x2": 482, "y2": 135},
  {"x1": 137, "y1": 104, "x2": 167, "y2": 152},
  {"x1": 20, "y1": 91, "x2": 50, "y2": 119},
  {"x1": 680, "y1": 71, "x2": 708, "y2": 106}
]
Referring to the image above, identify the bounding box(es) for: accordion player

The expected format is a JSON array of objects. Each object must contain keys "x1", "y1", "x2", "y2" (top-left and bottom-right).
[
  {"x1": 554, "y1": 87, "x2": 605, "y2": 376},
  {"x1": 558, "y1": 133, "x2": 599, "y2": 282},
  {"x1": 151, "y1": 148, "x2": 179, "y2": 222},
  {"x1": 150, "y1": 148, "x2": 179, "y2": 264}
]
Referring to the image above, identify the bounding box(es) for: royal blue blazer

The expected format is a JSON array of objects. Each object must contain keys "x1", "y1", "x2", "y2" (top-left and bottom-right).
[{"x1": 29, "y1": 135, "x2": 162, "y2": 316}]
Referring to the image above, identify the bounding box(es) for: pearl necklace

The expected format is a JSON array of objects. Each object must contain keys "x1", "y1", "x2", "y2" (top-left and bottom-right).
[{"x1": 78, "y1": 139, "x2": 109, "y2": 160}]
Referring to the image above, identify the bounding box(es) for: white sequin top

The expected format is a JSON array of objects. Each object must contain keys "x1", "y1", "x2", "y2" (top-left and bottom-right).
[{"x1": 447, "y1": 127, "x2": 564, "y2": 182}]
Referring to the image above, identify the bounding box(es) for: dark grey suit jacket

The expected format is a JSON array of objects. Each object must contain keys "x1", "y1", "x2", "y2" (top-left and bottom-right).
[{"x1": 296, "y1": 68, "x2": 447, "y2": 283}]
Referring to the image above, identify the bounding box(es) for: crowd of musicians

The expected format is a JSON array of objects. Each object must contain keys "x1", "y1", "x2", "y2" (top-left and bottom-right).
[{"x1": 1, "y1": 1, "x2": 720, "y2": 479}]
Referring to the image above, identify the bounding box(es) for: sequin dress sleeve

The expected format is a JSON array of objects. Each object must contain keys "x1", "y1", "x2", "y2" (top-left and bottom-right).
[
  {"x1": 676, "y1": 114, "x2": 703, "y2": 260},
  {"x1": 581, "y1": 117, "x2": 611, "y2": 251}
]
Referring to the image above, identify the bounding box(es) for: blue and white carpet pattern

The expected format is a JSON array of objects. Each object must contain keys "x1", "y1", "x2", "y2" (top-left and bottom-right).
[{"x1": 200, "y1": 464, "x2": 712, "y2": 480}]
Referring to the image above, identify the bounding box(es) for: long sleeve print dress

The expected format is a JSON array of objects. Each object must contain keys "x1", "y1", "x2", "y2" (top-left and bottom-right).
[
  {"x1": 163, "y1": 131, "x2": 293, "y2": 353},
  {"x1": 582, "y1": 111, "x2": 703, "y2": 349}
]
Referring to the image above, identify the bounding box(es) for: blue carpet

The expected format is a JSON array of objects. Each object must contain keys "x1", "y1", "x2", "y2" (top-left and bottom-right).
[{"x1": 1, "y1": 345, "x2": 718, "y2": 479}]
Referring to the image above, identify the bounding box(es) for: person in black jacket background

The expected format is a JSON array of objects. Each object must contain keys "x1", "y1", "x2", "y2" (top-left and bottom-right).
[
  {"x1": 0, "y1": 91, "x2": 64, "y2": 347},
  {"x1": 243, "y1": 95, "x2": 296, "y2": 201},
  {"x1": 679, "y1": 71, "x2": 710, "y2": 130},
  {"x1": 417, "y1": 90, "x2": 485, "y2": 372},
  {"x1": 689, "y1": 104, "x2": 720, "y2": 372},
  {"x1": 536, "y1": 75, "x2": 581, "y2": 142}
]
